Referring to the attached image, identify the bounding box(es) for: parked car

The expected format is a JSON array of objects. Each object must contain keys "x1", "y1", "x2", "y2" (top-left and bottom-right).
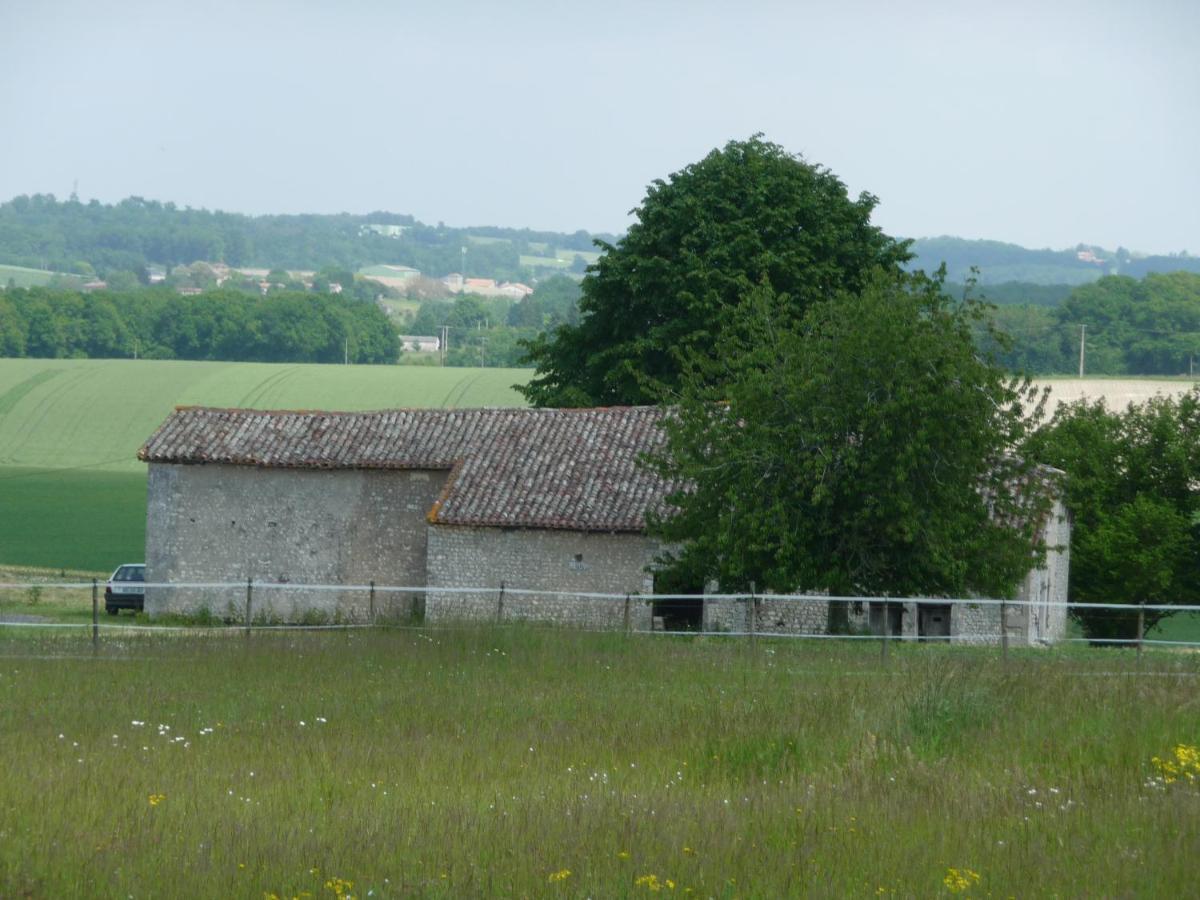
[{"x1": 105, "y1": 563, "x2": 145, "y2": 614}]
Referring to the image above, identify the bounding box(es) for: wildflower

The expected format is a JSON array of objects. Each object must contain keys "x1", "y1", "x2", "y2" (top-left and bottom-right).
[
  {"x1": 943, "y1": 868, "x2": 981, "y2": 893},
  {"x1": 635, "y1": 873, "x2": 674, "y2": 891},
  {"x1": 324, "y1": 877, "x2": 353, "y2": 898},
  {"x1": 548, "y1": 869, "x2": 571, "y2": 882},
  {"x1": 682, "y1": 847, "x2": 695, "y2": 856},
  {"x1": 617, "y1": 851, "x2": 630, "y2": 859},
  {"x1": 1151, "y1": 744, "x2": 1200, "y2": 785},
  {"x1": 148, "y1": 793, "x2": 166, "y2": 807}
]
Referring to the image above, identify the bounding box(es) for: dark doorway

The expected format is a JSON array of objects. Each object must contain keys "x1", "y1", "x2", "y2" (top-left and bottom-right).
[
  {"x1": 652, "y1": 569, "x2": 706, "y2": 632},
  {"x1": 918, "y1": 604, "x2": 952, "y2": 642},
  {"x1": 868, "y1": 602, "x2": 903, "y2": 636}
]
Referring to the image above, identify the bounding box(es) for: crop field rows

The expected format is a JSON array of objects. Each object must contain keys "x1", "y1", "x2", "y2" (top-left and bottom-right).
[
  {"x1": 0, "y1": 359, "x2": 529, "y2": 570},
  {"x1": 0, "y1": 627, "x2": 1197, "y2": 897}
]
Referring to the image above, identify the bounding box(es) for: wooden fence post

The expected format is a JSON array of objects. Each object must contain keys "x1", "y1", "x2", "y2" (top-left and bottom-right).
[
  {"x1": 92, "y1": 578, "x2": 99, "y2": 651},
  {"x1": 245, "y1": 578, "x2": 253, "y2": 637},
  {"x1": 749, "y1": 581, "x2": 757, "y2": 650},
  {"x1": 497, "y1": 581, "x2": 505, "y2": 623},
  {"x1": 368, "y1": 580, "x2": 376, "y2": 624},
  {"x1": 881, "y1": 598, "x2": 890, "y2": 663},
  {"x1": 1137, "y1": 602, "x2": 1145, "y2": 663},
  {"x1": 623, "y1": 593, "x2": 631, "y2": 634},
  {"x1": 1000, "y1": 598, "x2": 1009, "y2": 663}
]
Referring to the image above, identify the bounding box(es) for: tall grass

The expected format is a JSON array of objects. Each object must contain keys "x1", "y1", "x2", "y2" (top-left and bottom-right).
[{"x1": 0, "y1": 627, "x2": 1196, "y2": 896}]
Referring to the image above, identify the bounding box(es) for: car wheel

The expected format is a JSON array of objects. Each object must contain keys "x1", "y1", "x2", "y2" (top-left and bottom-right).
[{"x1": 106, "y1": 606, "x2": 118, "y2": 615}]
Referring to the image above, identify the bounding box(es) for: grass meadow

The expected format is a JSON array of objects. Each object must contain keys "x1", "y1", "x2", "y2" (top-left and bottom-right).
[{"x1": 0, "y1": 626, "x2": 1197, "y2": 897}]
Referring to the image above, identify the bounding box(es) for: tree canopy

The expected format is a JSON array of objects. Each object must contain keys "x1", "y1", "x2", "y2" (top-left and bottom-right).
[
  {"x1": 979, "y1": 272, "x2": 1200, "y2": 376},
  {"x1": 0, "y1": 286, "x2": 398, "y2": 364},
  {"x1": 647, "y1": 271, "x2": 1052, "y2": 620},
  {"x1": 1023, "y1": 390, "x2": 1200, "y2": 642},
  {"x1": 519, "y1": 136, "x2": 912, "y2": 407}
]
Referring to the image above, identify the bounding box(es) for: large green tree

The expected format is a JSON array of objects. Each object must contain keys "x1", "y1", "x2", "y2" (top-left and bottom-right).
[
  {"x1": 519, "y1": 136, "x2": 911, "y2": 407},
  {"x1": 1023, "y1": 391, "x2": 1200, "y2": 642},
  {"x1": 647, "y1": 270, "x2": 1052, "y2": 623}
]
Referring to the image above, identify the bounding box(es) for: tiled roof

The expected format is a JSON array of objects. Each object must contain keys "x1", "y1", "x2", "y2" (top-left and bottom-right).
[{"x1": 138, "y1": 406, "x2": 678, "y2": 532}]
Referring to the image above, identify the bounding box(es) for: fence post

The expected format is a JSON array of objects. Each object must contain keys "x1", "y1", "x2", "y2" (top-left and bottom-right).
[
  {"x1": 497, "y1": 581, "x2": 505, "y2": 623},
  {"x1": 749, "y1": 581, "x2": 757, "y2": 650},
  {"x1": 1000, "y1": 598, "x2": 1009, "y2": 663},
  {"x1": 1137, "y1": 602, "x2": 1145, "y2": 663},
  {"x1": 245, "y1": 577, "x2": 253, "y2": 637},
  {"x1": 368, "y1": 580, "x2": 376, "y2": 624},
  {"x1": 92, "y1": 578, "x2": 99, "y2": 651},
  {"x1": 881, "y1": 598, "x2": 890, "y2": 663},
  {"x1": 623, "y1": 593, "x2": 631, "y2": 634}
]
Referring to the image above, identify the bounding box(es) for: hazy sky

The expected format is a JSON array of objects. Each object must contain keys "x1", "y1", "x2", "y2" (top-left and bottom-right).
[{"x1": 2, "y1": 0, "x2": 1196, "y2": 253}]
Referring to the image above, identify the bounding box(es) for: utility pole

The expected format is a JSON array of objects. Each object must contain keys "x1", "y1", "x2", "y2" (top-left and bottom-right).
[
  {"x1": 1078, "y1": 324, "x2": 1086, "y2": 377},
  {"x1": 344, "y1": 337, "x2": 349, "y2": 365},
  {"x1": 460, "y1": 246, "x2": 467, "y2": 292}
]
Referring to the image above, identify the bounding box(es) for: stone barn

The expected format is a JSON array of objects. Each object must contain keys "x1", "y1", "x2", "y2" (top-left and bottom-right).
[
  {"x1": 138, "y1": 405, "x2": 676, "y2": 628},
  {"x1": 138, "y1": 405, "x2": 1070, "y2": 644}
]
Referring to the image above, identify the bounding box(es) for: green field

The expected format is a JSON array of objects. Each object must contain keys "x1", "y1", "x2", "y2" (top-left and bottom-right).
[
  {"x1": 0, "y1": 263, "x2": 73, "y2": 288},
  {"x1": 0, "y1": 468, "x2": 146, "y2": 571},
  {"x1": 0, "y1": 359, "x2": 529, "y2": 569},
  {"x1": 0, "y1": 359, "x2": 529, "y2": 473},
  {"x1": 0, "y1": 628, "x2": 1196, "y2": 897}
]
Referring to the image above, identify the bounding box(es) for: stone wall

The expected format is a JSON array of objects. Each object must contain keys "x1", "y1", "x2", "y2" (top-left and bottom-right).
[
  {"x1": 425, "y1": 525, "x2": 659, "y2": 629},
  {"x1": 1017, "y1": 497, "x2": 1071, "y2": 644},
  {"x1": 144, "y1": 463, "x2": 446, "y2": 620},
  {"x1": 705, "y1": 596, "x2": 830, "y2": 634}
]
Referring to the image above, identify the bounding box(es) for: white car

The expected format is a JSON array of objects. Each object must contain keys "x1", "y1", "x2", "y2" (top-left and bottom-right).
[{"x1": 104, "y1": 564, "x2": 145, "y2": 615}]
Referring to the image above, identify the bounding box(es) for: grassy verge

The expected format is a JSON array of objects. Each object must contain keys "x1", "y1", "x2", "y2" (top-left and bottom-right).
[
  {"x1": 0, "y1": 467, "x2": 146, "y2": 570},
  {"x1": 0, "y1": 627, "x2": 1197, "y2": 896}
]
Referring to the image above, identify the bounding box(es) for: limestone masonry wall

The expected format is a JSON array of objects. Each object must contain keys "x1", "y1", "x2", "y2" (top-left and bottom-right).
[
  {"x1": 145, "y1": 463, "x2": 446, "y2": 620},
  {"x1": 426, "y1": 525, "x2": 659, "y2": 629}
]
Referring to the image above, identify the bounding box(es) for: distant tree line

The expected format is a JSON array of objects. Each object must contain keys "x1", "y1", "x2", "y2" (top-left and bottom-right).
[
  {"x1": 0, "y1": 286, "x2": 398, "y2": 364},
  {"x1": 911, "y1": 237, "x2": 1200, "y2": 286},
  {"x1": 981, "y1": 272, "x2": 1200, "y2": 375},
  {"x1": 0, "y1": 194, "x2": 608, "y2": 284}
]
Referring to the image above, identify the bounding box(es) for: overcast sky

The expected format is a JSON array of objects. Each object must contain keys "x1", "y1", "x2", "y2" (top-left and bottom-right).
[{"x1": 1, "y1": 0, "x2": 1196, "y2": 254}]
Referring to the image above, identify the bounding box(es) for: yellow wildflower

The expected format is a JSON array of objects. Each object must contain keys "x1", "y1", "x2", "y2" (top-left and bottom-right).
[
  {"x1": 635, "y1": 873, "x2": 676, "y2": 891},
  {"x1": 147, "y1": 793, "x2": 166, "y2": 807},
  {"x1": 324, "y1": 877, "x2": 353, "y2": 898},
  {"x1": 1151, "y1": 743, "x2": 1200, "y2": 784},
  {"x1": 548, "y1": 869, "x2": 572, "y2": 882},
  {"x1": 943, "y1": 868, "x2": 981, "y2": 893},
  {"x1": 617, "y1": 851, "x2": 631, "y2": 859}
]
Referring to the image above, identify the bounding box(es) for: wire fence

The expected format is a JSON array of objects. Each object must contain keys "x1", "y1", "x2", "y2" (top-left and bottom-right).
[{"x1": 1, "y1": 578, "x2": 1197, "y2": 661}]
